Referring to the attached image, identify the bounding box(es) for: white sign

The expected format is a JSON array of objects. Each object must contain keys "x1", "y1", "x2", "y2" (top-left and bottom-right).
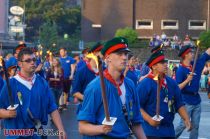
[
  {"x1": 10, "y1": 26, "x2": 24, "y2": 33},
  {"x1": 10, "y1": 6, "x2": 24, "y2": 15}
]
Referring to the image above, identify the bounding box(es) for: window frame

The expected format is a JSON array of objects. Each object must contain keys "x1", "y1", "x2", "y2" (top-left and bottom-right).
[
  {"x1": 188, "y1": 20, "x2": 206, "y2": 30},
  {"x1": 136, "y1": 19, "x2": 153, "y2": 29},
  {"x1": 161, "y1": 20, "x2": 179, "y2": 30}
]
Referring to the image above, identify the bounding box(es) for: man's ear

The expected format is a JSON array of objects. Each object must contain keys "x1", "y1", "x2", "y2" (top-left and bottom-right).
[{"x1": 18, "y1": 61, "x2": 22, "y2": 68}]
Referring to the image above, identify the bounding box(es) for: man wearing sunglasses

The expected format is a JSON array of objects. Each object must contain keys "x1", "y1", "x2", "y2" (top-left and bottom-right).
[{"x1": 0, "y1": 48, "x2": 67, "y2": 139}]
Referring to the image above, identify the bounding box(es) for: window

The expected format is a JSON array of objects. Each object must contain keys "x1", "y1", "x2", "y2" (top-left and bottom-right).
[
  {"x1": 161, "y1": 20, "x2": 179, "y2": 30},
  {"x1": 92, "y1": 24, "x2": 102, "y2": 28},
  {"x1": 188, "y1": 20, "x2": 206, "y2": 30},
  {"x1": 136, "y1": 20, "x2": 153, "y2": 29}
]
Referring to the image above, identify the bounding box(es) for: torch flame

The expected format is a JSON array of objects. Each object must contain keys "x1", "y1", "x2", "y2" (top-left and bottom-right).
[
  {"x1": 196, "y1": 40, "x2": 200, "y2": 47},
  {"x1": 153, "y1": 75, "x2": 159, "y2": 81},
  {"x1": 86, "y1": 53, "x2": 99, "y2": 69},
  {"x1": 0, "y1": 56, "x2": 3, "y2": 67}
]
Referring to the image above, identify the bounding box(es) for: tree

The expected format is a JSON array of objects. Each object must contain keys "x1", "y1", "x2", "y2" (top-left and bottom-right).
[
  {"x1": 199, "y1": 30, "x2": 210, "y2": 49},
  {"x1": 11, "y1": 0, "x2": 81, "y2": 42},
  {"x1": 115, "y1": 27, "x2": 138, "y2": 44},
  {"x1": 39, "y1": 21, "x2": 58, "y2": 52}
]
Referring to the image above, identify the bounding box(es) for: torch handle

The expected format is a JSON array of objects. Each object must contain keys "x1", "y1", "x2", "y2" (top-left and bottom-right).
[
  {"x1": 1, "y1": 59, "x2": 14, "y2": 107},
  {"x1": 98, "y1": 57, "x2": 110, "y2": 122},
  {"x1": 156, "y1": 77, "x2": 161, "y2": 118}
]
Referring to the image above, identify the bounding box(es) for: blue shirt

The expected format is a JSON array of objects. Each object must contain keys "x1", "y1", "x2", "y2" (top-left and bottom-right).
[
  {"x1": 77, "y1": 77, "x2": 143, "y2": 139},
  {"x1": 126, "y1": 70, "x2": 138, "y2": 86},
  {"x1": 137, "y1": 76, "x2": 184, "y2": 137},
  {"x1": 140, "y1": 63, "x2": 150, "y2": 78},
  {"x1": 176, "y1": 52, "x2": 210, "y2": 105},
  {"x1": 76, "y1": 59, "x2": 86, "y2": 71},
  {"x1": 0, "y1": 76, "x2": 4, "y2": 92},
  {"x1": 72, "y1": 65, "x2": 97, "y2": 96},
  {"x1": 59, "y1": 56, "x2": 76, "y2": 79},
  {"x1": 0, "y1": 75, "x2": 57, "y2": 139}
]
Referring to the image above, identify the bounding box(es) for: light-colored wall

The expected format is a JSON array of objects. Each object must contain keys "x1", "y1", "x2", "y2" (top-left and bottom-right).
[{"x1": 0, "y1": 0, "x2": 8, "y2": 35}]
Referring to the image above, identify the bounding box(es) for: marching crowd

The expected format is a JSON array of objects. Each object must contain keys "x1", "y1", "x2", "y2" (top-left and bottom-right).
[{"x1": 0, "y1": 37, "x2": 210, "y2": 139}]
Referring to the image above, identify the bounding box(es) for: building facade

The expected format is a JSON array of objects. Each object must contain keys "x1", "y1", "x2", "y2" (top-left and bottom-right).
[
  {"x1": 82, "y1": 0, "x2": 210, "y2": 42},
  {"x1": 0, "y1": 0, "x2": 9, "y2": 40}
]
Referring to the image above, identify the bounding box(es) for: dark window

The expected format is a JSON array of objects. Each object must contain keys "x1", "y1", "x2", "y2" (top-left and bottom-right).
[
  {"x1": 163, "y1": 21, "x2": 177, "y2": 26},
  {"x1": 190, "y1": 22, "x2": 204, "y2": 26},
  {"x1": 138, "y1": 21, "x2": 151, "y2": 26}
]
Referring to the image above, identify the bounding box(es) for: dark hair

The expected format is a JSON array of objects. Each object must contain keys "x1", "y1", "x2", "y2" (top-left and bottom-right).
[
  {"x1": 59, "y1": 47, "x2": 67, "y2": 51},
  {"x1": 18, "y1": 48, "x2": 33, "y2": 61},
  {"x1": 128, "y1": 53, "x2": 134, "y2": 60}
]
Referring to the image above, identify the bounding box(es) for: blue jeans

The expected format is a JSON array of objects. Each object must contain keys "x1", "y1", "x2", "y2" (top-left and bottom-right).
[
  {"x1": 50, "y1": 88, "x2": 62, "y2": 106},
  {"x1": 175, "y1": 103, "x2": 201, "y2": 139}
]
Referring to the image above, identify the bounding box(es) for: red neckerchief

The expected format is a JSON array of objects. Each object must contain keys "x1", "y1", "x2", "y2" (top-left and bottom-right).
[
  {"x1": 180, "y1": 63, "x2": 192, "y2": 72},
  {"x1": 147, "y1": 72, "x2": 167, "y2": 89},
  {"x1": 18, "y1": 72, "x2": 34, "y2": 85},
  {"x1": 103, "y1": 69, "x2": 124, "y2": 96},
  {"x1": 86, "y1": 62, "x2": 99, "y2": 75},
  {"x1": 129, "y1": 66, "x2": 135, "y2": 71}
]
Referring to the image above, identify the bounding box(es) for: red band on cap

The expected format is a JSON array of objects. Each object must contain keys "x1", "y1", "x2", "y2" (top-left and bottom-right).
[
  {"x1": 149, "y1": 55, "x2": 165, "y2": 68},
  {"x1": 105, "y1": 43, "x2": 127, "y2": 57},
  {"x1": 93, "y1": 45, "x2": 103, "y2": 53},
  {"x1": 181, "y1": 48, "x2": 191, "y2": 58}
]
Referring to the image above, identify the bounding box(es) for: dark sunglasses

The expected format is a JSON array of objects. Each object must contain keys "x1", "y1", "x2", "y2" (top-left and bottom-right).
[{"x1": 21, "y1": 58, "x2": 36, "y2": 63}]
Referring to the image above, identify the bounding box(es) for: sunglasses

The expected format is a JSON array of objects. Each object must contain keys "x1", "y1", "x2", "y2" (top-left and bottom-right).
[{"x1": 21, "y1": 58, "x2": 36, "y2": 63}]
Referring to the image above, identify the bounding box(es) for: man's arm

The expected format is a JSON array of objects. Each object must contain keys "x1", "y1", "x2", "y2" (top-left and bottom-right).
[
  {"x1": 178, "y1": 73, "x2": 193, "y2": 89},
  {"x1": 79, "y1": 121, "x2": 112, "y2": 136},
  {"x1": 140, "y1": 108, "x2": 160, "y2": 127},
  {"x1": 177, "y1": 106, "x2": 191, "y2": 131},
  {"x1": 132, "y1": 124, "x2": 147, "y2": 139},
  {"x1": 70, "y1": 63, "x2": 76, "y2": 80},
  {"x1": 50, "y1": 110, "x2": 67, "y2": 139}
]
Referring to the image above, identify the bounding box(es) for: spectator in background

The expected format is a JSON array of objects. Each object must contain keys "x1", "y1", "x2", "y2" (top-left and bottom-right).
[
  {"x1": 161, "y1": 32, "x2": 167, "y2": 41},
  {"x1": 124, "y1": 54, "x2": 138, "y2": 86},
  {"x1": 47, "y1": 57, "x2": 64, "y2": 109},
  {"x1": 76, "y1": 48, "x2": 90, "y2": 70},
  {"x1": 59, "y1": 47, "x2": 76, "y2": 110}
]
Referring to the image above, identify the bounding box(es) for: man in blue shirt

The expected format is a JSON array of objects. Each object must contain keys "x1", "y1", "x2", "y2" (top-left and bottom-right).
[
  {"x1": 72, "y1": 42, "x2": 103, "y2": 102},
  {"x1": 175, "y1": 45, "x2": 210, "y2": 139},
  {"x1": 59, "y1": 47, "x2": 76, "y2": 109},
  {"x1": 137, "y1": 49, "x2": 191, "y2": 139},
  {"x1": 77, "y1": 37, "x2": 146, "y2": 139},
  {"x1": 0, "y1": 48, "x2": 66, "y2": 139},
  {"x1": 124, "y1": 53, "x2": 138, "y2": 86}
]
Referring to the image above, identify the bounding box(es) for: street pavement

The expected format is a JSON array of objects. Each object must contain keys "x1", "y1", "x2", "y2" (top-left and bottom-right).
[{"x1": 0, "y1": 92, "x2": 209, "y2": 139}]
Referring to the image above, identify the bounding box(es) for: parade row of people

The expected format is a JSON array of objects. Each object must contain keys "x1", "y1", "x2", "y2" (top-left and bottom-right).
[{"x1": 0, "y1": 37, "x2": 210, "y2": 139}]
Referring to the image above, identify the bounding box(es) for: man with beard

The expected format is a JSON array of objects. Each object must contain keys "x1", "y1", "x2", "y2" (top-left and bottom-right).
[{"x1": 0, "y1": 48, "x2": 66, "y2": 139}]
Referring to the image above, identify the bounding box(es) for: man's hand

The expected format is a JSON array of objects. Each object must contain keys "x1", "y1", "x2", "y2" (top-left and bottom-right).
[
  {"x1": 100, "y1": 125, "x2": 112, "y2": 134},
  {"x1": 69, "y1": 75, "x2": 73, "y2": 80},
  {"x1": 148, "y1": 118, "x2": 161, "y2": 127},
  {"x1": 6, "y1": 109, "x2": 17, "y2": 118},
  {"x1": 58, "y1": 130, "x2": 67, "y2": 139},
  {"x1": 206, "y1": 48, "x2": 210, "y2": 55},
  {"x1": 186, "y1": 73, "x2": 193, "y2": 83},
  {"x1": 184, "y1": 119, "x2": 192, "y2": 131}
]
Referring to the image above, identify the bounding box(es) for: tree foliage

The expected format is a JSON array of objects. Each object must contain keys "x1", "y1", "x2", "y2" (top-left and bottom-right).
[
  {"x1": 11, "y1": 0, "x2": 81, "y2": 42},
  {"x1": 115, "y1": 27, "x2": 138, "y2": 44},
  {"x1": 199, "y1": 31, "x2": 210, "y2": 49},
  {"x1": 39, "y1": 21, "x2": 58, "y2": 52}
]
